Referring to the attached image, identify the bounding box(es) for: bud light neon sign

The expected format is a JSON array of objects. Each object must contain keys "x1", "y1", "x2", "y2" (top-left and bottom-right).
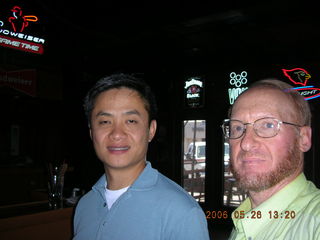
[
  {"x1": 282, "y1": 68, "x2": 320, "y2": 100},
  {"x1": 228, "y1": 71, "x2": 248, "y2": 105}
]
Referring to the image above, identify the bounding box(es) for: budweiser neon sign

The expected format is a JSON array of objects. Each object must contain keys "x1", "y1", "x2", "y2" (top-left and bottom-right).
[
  {"x1": 0, "y1": 69, "x2": 37, "y2": 96},
  {"x1": 0, "y1": 5, "x2": 45, "y2": 54}
]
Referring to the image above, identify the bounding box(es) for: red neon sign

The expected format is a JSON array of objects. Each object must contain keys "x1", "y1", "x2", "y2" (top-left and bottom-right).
[
  {"x1": 8, "y1": 6, "x2": 38, "y2": 32},
  {"x1": 0, "y1": 69, "x2": 37, "y2": 96},
  {"x1": 282, "y1": 68, "x2": 311, "y2": 86},
  {"x1": 282, "y1": 68, "x2": 320, "y2": 100},
  {"x1": 0, "y1": 34, "x2": 43, "y2": 54},
  {"x1": 0, "y1": 5, "x2": 44, "y2": 54}
]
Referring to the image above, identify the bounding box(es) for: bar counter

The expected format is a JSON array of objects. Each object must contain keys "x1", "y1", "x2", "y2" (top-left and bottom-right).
[{"x1": 0, "y1": 205, "x2": 74, "y2": 240}]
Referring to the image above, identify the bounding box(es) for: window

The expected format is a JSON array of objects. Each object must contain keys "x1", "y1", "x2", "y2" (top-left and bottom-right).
[
  {"x1": 223, "y1": 141, "x2": 247, "y2": 206},
  {"x1": 182, "y1": 120, "x2": 206, "y2": 202}
]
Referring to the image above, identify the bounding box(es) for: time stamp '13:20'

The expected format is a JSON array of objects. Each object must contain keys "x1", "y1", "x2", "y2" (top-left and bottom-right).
[{"x1": 205, "y1": 210, "x2": 296, "y2": 219}]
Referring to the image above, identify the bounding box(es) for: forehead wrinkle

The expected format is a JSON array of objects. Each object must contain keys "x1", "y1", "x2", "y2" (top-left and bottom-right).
[{"x1": 231, "y1": 88, "x2": 297, "y2": 123}]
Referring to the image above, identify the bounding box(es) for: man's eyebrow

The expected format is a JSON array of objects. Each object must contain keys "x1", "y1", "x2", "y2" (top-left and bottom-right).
[
  {"x1": 124, "y1": 110, "x2": 141, "y2": 116},
  {"x1": 95, "y1": 111, "x2": 112, "y2": 118},
  {"x1": 94, "y1": 110, "x2": 141, "y2": 117}
]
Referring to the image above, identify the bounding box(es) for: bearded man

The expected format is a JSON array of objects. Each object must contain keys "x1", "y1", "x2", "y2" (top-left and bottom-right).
[{"x1": 222, "y1": 79, "x2": 320, "y2": 240}]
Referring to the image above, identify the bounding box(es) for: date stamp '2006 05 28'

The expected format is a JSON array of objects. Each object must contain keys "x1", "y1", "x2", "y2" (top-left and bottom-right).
[{"x1": 205, "y1": 210, "x2": 296, "y2": 220}]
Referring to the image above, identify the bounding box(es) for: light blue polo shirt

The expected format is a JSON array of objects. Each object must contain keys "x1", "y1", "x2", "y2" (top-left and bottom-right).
[{"x1": 73, "y1": 161, "x2": 210, "y2": 240}]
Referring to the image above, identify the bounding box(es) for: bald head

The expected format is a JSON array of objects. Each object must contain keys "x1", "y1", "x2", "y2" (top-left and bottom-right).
[{"x1": 230, "y1": 79, "x2": 311, "y2": 127}]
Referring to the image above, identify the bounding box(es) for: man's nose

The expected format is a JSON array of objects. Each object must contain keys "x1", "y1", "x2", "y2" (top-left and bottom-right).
[
  {"x1": 109, "y1": 123, "x2": 126, "y2": 141},
  {"x1": 240, "y1": 126, "x2": 260, "y2": 151}
]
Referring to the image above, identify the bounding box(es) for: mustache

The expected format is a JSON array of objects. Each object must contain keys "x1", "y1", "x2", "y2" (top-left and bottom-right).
[{"x1": 235, "y1": 150, "x2": 268, "y2": 161}]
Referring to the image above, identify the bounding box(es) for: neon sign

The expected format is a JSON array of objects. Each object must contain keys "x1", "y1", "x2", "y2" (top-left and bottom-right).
[
  {"x1": 282, "y1": 68, "x2": 311, "y2": 86},
  {"x1": 184, "y1": 77, "x2": 204, "y2": 108},
  {"x1": 282, "y1": 68, "x2": 320, "y2": 100},
  {"x1": 228, "y1": 71, "x2": 248, "y2": 105},
  {"x1": 0, "y1": 69, "x2": 37, "y2": 96},
  {"x1": 8, "y1": 6, "x2": 38, "y2": 32},
  {"x1": 0, "y1": 5, "x2": 45, "y2": 54}
]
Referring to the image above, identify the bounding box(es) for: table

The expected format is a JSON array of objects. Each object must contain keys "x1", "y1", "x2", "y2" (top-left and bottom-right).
[{"x1": 0, "y1": 207, "x2": 74, "y2": 240}]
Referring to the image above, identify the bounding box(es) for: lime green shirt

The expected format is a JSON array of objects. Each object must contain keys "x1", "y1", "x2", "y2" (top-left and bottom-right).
[{"x1": 229, "y1": 173, "x2": 320, "y2": 240}]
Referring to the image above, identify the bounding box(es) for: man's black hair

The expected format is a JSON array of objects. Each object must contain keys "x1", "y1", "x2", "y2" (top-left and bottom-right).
[{"x1": 84, "y1": 73, "x2": 157, "y2": 127}]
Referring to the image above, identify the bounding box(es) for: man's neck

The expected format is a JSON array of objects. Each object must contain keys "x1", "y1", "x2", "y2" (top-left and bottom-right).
[
  {"x1": 249, "y1": 172, "x2": 301, "y2": 208},
  {"x1": 105, "y1": 161, "x2": 146, "y2": 190}
]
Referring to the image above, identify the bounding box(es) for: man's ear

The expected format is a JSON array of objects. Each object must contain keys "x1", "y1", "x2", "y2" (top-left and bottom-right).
[
  {"x1": 148, "y1": 120, "x2": 157, "y2": 142},
  {"x1": 89, "y1": 128, "x2": 92, "y2": 140},
  {"x1": 299, "y1": 126, "x2": 312, "y2": 152}
]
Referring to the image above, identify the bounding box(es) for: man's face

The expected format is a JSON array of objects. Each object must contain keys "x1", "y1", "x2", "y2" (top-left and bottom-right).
[
  {"x1": 229, "y1": 88, "x2": 307, "y2": 192},
  {"x1": 90, "y1": 87, "x2": 156, "y2": 171}
]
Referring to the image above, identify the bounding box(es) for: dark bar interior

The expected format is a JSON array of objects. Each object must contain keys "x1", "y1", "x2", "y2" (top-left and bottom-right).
[{"x1": 0, "y1": 1, "x2": 319, "y2": 239}]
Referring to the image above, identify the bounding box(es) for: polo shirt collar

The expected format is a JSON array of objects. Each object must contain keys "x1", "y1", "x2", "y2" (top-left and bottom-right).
[
  {"x1": 92, "y1": 161, "x2": 158, "y2": 196},
  {"x1": 130, "y1": 161, "x2": 158, "y2": 190}
]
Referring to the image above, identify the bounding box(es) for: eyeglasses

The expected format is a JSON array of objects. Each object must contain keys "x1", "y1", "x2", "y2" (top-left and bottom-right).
[{"x1": 221, "y1": 117, "x2": 302, "y2": 139}]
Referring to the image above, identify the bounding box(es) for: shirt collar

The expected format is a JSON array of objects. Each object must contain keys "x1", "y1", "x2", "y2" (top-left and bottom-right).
[
  {"x1": 92, "y1": 161, "x2": 158, "y2": 195},
  {"x1": 130, "y1": 161, "x2": 158, "y2": 190},
  {"x1": 232, "y1": 173, "x2": 308, "y2": 238}
]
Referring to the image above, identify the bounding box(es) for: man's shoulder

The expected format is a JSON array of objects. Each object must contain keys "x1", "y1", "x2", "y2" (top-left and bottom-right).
[
  {"x1": 292, "y1": 180, "x2": 320, "y2": 216},
  {"x1": 78, "y1": 188, "x2": 96, "y2": 201},
  {"x1": 303, "y1": 183, "x2": 320, "y2": 212},
  {"x1": 75, "y1": 188, "x2": 101, "y2": 212},
  {"x1": 156, "y1": 171, "x2": 188, "y2": 192},
  {"x1": 287, "y1": 186, "x2": 320, "y2": 239},
  {"x1": 154, "y1": 172, "x2": 200, "y2": 207}
]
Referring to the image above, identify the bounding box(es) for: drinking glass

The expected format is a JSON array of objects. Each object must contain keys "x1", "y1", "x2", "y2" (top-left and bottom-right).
[{"x1": 48, "y1": 163, "x2": 67, "y2": 209}]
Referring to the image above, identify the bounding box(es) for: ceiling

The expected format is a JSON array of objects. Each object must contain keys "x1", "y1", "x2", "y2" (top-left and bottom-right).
[
  {"x1": 2, "y1": 0, "x2": 320, "y2": 73},
  {"x1": 44, "y1": 1, "x2": 319, "y2": 49}
]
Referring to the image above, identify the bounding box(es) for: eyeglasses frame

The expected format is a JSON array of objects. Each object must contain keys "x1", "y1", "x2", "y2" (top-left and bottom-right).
[{"x1": 221, "y1": 117, "x2": 302, "y2": 139}]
